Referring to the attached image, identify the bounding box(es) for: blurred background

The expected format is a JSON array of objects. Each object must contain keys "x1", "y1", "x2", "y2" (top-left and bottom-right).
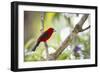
[{"x1": 24, "y1": 11, "x2": 90, "y2": 62}]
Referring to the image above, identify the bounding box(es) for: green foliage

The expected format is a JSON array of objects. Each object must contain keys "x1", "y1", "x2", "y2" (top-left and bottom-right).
[
  {"x1": 57, "y1": 51, "x2": 71, "y2": 60},
  {"x1": 25, "y1": 53, "x2": 41, "y2": 61}
]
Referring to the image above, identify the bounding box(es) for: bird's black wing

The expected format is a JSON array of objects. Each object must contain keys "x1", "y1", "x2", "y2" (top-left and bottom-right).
[{"x1": 39, "y1": 31, "x2": 49, "y2": 39}]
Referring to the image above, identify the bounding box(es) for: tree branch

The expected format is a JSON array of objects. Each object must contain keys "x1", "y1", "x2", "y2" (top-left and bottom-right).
[
  {"x1": 78, "y1": 14, "x2": 89, "y2": 27},
  {"x1": 40, "y1": 13, "x2": 49, "y2": 60},
  {"x1": 40, "y1": 13, "x2": 44, "y2": 32},
  {"x1": 48, "y1": 14, "x2": 90, "y2": 60}
]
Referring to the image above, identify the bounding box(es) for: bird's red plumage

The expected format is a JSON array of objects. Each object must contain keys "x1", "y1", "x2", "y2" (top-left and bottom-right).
[
  {"x1": 32, "y1": 28, "x2": 55, "y2": 51},
  {"x1": 38, "y1": 28, "x2": 54, "y2": 42}
]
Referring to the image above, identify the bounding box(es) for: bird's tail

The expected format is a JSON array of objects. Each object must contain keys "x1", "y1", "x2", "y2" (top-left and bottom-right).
[{"x1": 32, "y1": 41, "x2": 40, "y2": 51}]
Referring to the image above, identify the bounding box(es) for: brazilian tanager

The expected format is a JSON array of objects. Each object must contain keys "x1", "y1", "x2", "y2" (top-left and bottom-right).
[{"x1": 32, "y1": 28, "x2": 55, "y2": 51}]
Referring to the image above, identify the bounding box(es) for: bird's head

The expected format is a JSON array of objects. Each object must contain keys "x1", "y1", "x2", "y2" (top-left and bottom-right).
[{"x1": 48, "y1": 28, "x2": 56, "y2": 33}]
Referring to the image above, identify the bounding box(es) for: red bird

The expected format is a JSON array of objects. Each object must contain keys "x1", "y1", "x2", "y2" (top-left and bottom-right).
[{"x1": 32, "y1": 28, "x2": 55, "y2": 51}]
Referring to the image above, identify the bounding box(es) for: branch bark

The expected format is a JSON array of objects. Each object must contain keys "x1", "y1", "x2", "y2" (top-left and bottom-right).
[{"x1": 48, "y1": 14, "x2": 90, "y2": 60}]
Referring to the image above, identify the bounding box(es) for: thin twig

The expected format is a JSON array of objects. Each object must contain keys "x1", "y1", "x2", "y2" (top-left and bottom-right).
[
  {"x1": 40, "y1": 13, "x2": 44, "y2": 32},
  {"x1": 40, "y1": 13, "x2": 49, "y2": 60},
  {"x1": 80, "y1": 25, "x2": 90, "y2": 32},
  {"x1": 44, "y1": 42, "x2": 49, "y2": 60}
]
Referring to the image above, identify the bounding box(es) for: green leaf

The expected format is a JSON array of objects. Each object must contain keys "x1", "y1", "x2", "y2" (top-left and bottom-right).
[{"x1": 57, "y1": 52, "x2": 70, "y2": 60}]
